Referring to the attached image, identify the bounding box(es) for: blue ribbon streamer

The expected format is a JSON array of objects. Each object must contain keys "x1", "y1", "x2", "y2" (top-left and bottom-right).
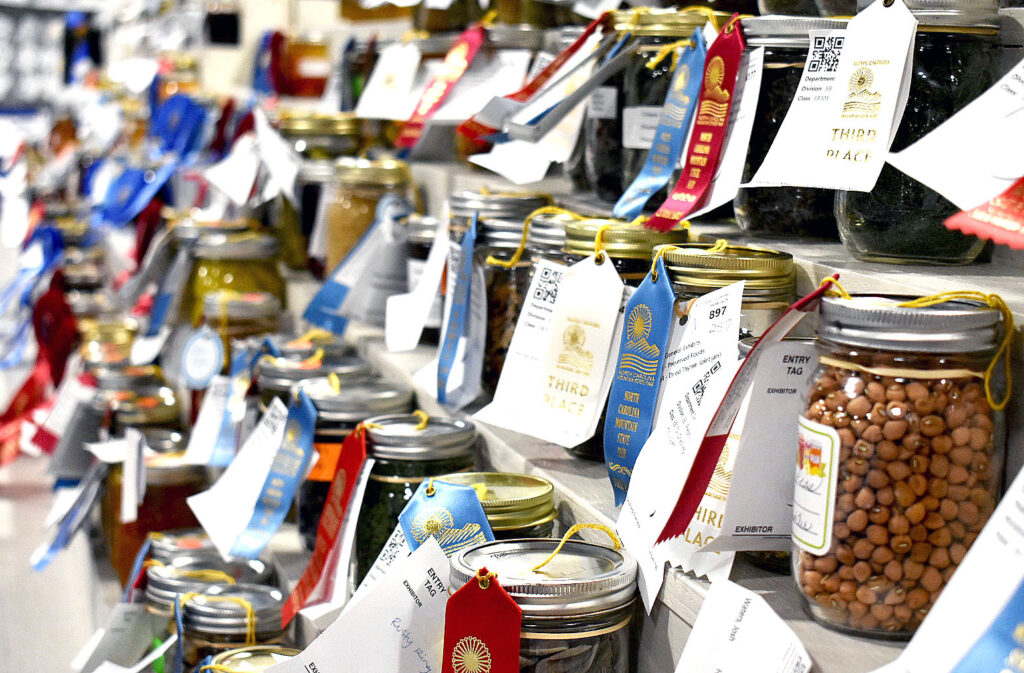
[
  {"x1": 605, "y1": 256, "x2": 676, "y2": 505},
  {"x1": 209, "y1": 345, "x2": 263, "y2": 467},
  {"x1": 437, "y1": 212, "x2": 477, "y2": 405},
  {"x1": 94, "y1": 161, "x2": 178, "y2": 228},
  {"x1": 398, "y1": 480, "x2": 494, "y2": 557},
  {"x1": 173, "y1": 599, "x2": 185, "y2": 673},
  {"x1": 121, "y1": 537, "x2": 153, "y2": 602},
  {"x1": 613, "y1": 29, "x2": 706, "y2": 221},
  {"x1": 151, "y1": 94, "x2": 209, "y2": 161},
  {"x1": 951, "y1": 575, "x2": 1024, "y2": 673}
]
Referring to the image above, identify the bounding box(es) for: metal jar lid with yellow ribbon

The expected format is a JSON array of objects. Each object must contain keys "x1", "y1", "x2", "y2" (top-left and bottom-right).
[
  {"x1": 145, "y1": 555, "x2": 272, "y2": 614},
  {"x1": 170, "y1": 215, "x2": 253, "y2": 244},
  {"x1": 299, "y1": 378, "x2": 415, "y2": 424},
  {"x1": 612, "y1": 7, "x2": 728, "y2": 36},
  {"x1": 202, "y1": 291, "x2": 282, "y2": 322},
  {"x1": 183, "y1": 583, "x2": 285, "y2": 640},
  {"x1": 209, "y1": 645, "x2": 301, "y2": 671},
  {"x1": 193, "y1": 232, "x2": 280, "y2": 261},
  {"x1": 564, "y1": 218, "x2": 689, "y2": 260},
  {"x1": 143, "y1": 430, "x2": 206, "y2": 486},
  {"x1": 449, "y1": 189, "x2": 553, "y2": 235},
  {"x1": 93, "y1": 364, "x2": 166, "y2": 391},
  {"x1": 364, "y1": 413, "x2": 477, "y2": 462},
  {"x1": 436, "y1": 472, "x2": 557, "y2": 533},
  {"x1": 655, "y1": 241, "x2": 796, "y2": 303},
  {"x1": 78, "y1": 316, "x2": 139, "y2": 366},
  {"x1": 149, "y1": 528, "x2": 216, "y2": 563}
]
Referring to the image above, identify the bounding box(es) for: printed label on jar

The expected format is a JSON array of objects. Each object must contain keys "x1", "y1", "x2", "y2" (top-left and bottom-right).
[
  {"x1": 792, "y1": 416, "x2": 841, "y2": 555},
  {"x1": 587, "y1": 86, "x2": 618, "y2": 120},
  {"x1": 621, "y1": 106, "x2": 662, "y2": 150}
]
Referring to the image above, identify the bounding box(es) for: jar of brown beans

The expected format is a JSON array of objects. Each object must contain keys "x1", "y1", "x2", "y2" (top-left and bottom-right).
[{"x1": 793, "y1": 293, "x2": 1011, "y2": 638}]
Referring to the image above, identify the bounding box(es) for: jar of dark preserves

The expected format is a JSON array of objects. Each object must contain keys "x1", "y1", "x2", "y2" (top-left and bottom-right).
[
  {"x1": 835, "y1": 1, "x2": 1001, "y2": 264},
  {"x1": 735, "y1": 17, "x2": 848, "y2": 238}
]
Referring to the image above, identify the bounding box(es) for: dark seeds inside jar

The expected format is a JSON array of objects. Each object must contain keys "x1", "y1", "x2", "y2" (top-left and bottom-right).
[{"x1": 519, "y1": 629, "x2": 629, "y2": 673}]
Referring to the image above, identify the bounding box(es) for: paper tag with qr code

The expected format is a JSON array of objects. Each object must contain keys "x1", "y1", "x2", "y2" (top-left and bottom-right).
[{"x1": 746, "y1": 0, "x2": 917, "y2": 192}]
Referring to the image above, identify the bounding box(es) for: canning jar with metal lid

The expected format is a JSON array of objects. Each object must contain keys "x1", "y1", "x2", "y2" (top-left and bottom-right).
[
  {"x1": 62, "y1": 262, "x2": 104, "y2": 292},
  {"x1": 285, "y1": 32, "x2": 331, "y2": 98},
  {"x1": 277, "y1": 111, "x2": 364, "y2": 160},
  {"x1": 93, "y1": 364, "x2": 166, "y2": 391},
  {"x1": 201, "y1": 291, "x2": 283, "y2": 370},
  {"x1": 835, "y1": 0, "x2": 1002, "y2": 264},
  {"x1": 435, "y1": 472, "x2": 558, "y2": 538},
  {"x1": 795, "y1": 294, "x2": 1009, "y2": 637},
  {"x1": 324, "y1": 158, "x2": 413, "y2": 273},
  {"x1": 182, "y1": 232, "x2": 285, "y2": 327},
  {"x1": 735, "y1": 17, "x2": 848, "y2": 238},
  {"x1": 145, "y1": 555, "x2": 273, "y2": 616},
  {"x1": 655, "y1": 242, "x2": 797, "y2": 338},
  {"x1": 150, "y1": 528, "x2": 216, "y2": 564},
  {"x1": 525, "y1": 210, "x2": 575, "y2": 265},
  {"x1": 562, "y1": 218, "x2": 689, "y2": 287},
  {"x1": 182, "y1": 583, "x2": 287, "y2": 667},
  {"x1": 267, "y1": 331, "x2": 355, "y2": 362},
  {"x1": 404, "y1": 214, "x2": 446, "y2": 342},
  {"x1": 78, "y1": 317, "x2": 139, "y2": 367},
  {"x1": 493, "y1": 0, "x2": 558, "y2": 26},
  {"x1": 449, "y1": 538, "x2": 639, "y2": 673},
  {"x1": 354, "y1": 414, "x2": 478, "y2": 583},
  {"x1": 110, "y1": 386, "x2": 182, "y2": 435},
  {"x1": 209, "y1": 645, "x2": 301, "y2": 671},
  {"x1": 255, "y1": 353, "x2": 372, "y2": 407},
  {"x1": 67, "y1": 289, "x2": 116, "y2": 319},
  {"x1": 296, "y1": 378, "x2": 415, "y2": 551}
]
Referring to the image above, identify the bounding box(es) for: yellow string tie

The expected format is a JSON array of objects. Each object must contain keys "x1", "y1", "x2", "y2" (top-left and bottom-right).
[
  {"x1": 593, "y1": 224, "x2": 613, "y2": 264},
  {"x1": 680, "y1": 5, "x2": 721, "y2": 27},
  {"x1": 645, "y1": 39, "x2": 694, "y2": 71},
  {"x1": 179, "y1": 593, "x2": 256, "y2": 646},
  {"x1": 328, "y1": 372, "x2": 341, "y2": 393},
  {"x1": 628, "y1": 214, "x2": 648, "y2": 228},
  {"x1": 706, "y1": 239, "x2": 729, "y2": 254},
  {"x1": 413, "y1": 409, "x2": 430, "y2": 430},
  {"x1": 402, "y1": 29, "x2": 431, "y2": 43},
  {"x1": 898, "y1": 291, "x2": 1014, "y2": 411},
  {"x1": 471, "y1": 482, "x2": 488, "y2": 500},
  {"x1": 818, "y1": 276, "x2": 852, "y2": 300},
  {"x1": 722, "y1": 14, "x2": 746, "y2": 34},
  {"x1": 476, "y1": 568, "x2": 497, "y2": 590},
  {"x1": 287, "y1": 327, "x2": 333, "y2": 349},
  {"x1": 143, "y1": 559, "x2": 165, "y2": 569},
  {"x1": 486, "y1": 206, "x2": 583, "y2": 269},
  {"x1": 480, "y1": 9, "x2": 498, "y2": 27},
  {"x1": 425, "y1": 477, "x2": 436, "y2": 496},
  {"x1": 532, "y1": 523, "x2": 623, "y2": 572},
  {"x1": 175, "y1": 569, "x2": 238, "y2": 584},
  {"x1": 650, "y1": 245, "x2": 681, "y2": 282}
]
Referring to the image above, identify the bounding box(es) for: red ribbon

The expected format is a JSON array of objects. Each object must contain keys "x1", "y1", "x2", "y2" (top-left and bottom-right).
[
  {"x1": 441, "y1": 568, "x2": 522, "y2": 673},
  {"x1": 646, "y1": 16, "x2": 745, "y2": 232},
  {"x1": 394, "y1": 22, "x2": 489, "y2": 151},
  {"x1": 945, "y1": 176, "x2": 1024, "y2": 250}
]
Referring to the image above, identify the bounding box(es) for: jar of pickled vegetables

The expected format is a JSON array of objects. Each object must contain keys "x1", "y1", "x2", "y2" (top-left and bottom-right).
[
  {"x1": 435, "y1": 472, "x2": 558, "y2": 539},
  {"x1": 354, "y1": 414, "x2": 478, "y2": 584}
]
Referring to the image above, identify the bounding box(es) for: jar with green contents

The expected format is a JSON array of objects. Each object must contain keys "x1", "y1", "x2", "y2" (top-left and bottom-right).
[
  {"x1": 296, "y1": 378, "x2": 415, "y2": 551},
  {"x1": 182, "y1": 232, "x2": 285, "y2": 327},
  {"x1": 435, "y1": 472, "x2": 558, "y2": 539},
  {"x1": 255, "y1": 352, "x2": 372, "y2": 408},
  {"x1": 835, "y1": 0, "x2": 1001, "y2": 264},
  {"x1": 208, "y1": 646, "x2": 300, "y2": 671},
  {"x1": 201, "y1": 291, "x2": 283, "y2": 371},
  {"x1": 182, "y1": 583, "x2": 287, "y2": 668},
  {"x1": 354, "y1": 414, "x2": 478, "y2": 584},
  {"x1": 278, "y1": 111, "x2": 365, "y2": 160}
]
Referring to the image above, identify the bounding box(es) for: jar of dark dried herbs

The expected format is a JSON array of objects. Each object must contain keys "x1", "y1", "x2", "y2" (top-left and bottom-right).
[
  {"x1": 655, "y1": 242, "x2": 796, "y2": 339},
  {"x1": 296, "y1": 378, "x2": 415, "y2": 551},
  {"x1": 435, "y1": 472, "x2": 558, "y2": 538},
  {"x1": 735, "y1": 17, "x2": 848, "y2": 238},
  {"x1": 182, "y1": 583, "x2": 287, "y2": 667},
  {"x1": 450, "y1": 538, "x2": 638, "y2": 673},
  {"x1": 354, "y1": 414, "x2": 478, "y2": 584},
  {"x1": 209, "y1": 646, "x2": 300, "y2": 671},
  {"x1": 835, "y1": 1, "x2": 1001, "y2": 264},
  {"x1": 145, "y1": 555, "x2": 273, "y2": 617},
  {"x1": 256, "y1": 352, "x2": 372, "y2": 408},
  {"x1": 149, "y1": 528, "x2": 216, "y2": 564}
]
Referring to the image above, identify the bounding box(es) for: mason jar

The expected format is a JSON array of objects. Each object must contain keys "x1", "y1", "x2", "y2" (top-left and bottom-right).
[
  {"x1": 208, "y1": 646, "x2": 300, "y2": 671},
  {"x1": 525, "y1": 210, "x2": 575, "y2": 267},
  {"x1": 735, "y1": 17, "x2": 848, "y2": 238},
  {"x1": 67, "y1": 289, "x2": 117, "y2": 320},
  {"x1": 353, "y1": 415, "x2": 478, "y2": 584},
  {"x1": 835, "y1": 1, "x2": 1002, "y2": 264},
  {"x1": 794, "y1": 294, "x2": 1008, "y2": 637},
  {"x1": 656, "y1": 242, "x2": 797, "y2": 339},
  {"x1": 78, "y1": 317, "x2": 138, "y2": 367},
  {"x1": 278, "y1": 111, "x2": 364, "y2": 160},
  {"x1": 255, "y1": 352, "x2": 372, "y2": 408},
  {"x1": 145, "y1": 555, "x2": 273, "y2": 617},
  {"x1": 414, "y1": 0, "x2": 482, "y2": 32},
  {"x1": 403, "y1": 214, "x2": 445, "y2": 343},
  {"x1": 149, "y1": 528, "x2": 216, "y2": 564},
  {"x1": 450, "y1": 539, "x2": 639, "y2": 673},
  {"x1": 296, "y1": 378, "x2": 415, "y2": 551},
  {"x1": 434, "y1": 472, "x2": 557, "y2": 539},
  {"x1": 109, "y1": 385, "x2": 182, "y2": 437},
  {"x1": 201, "y1": 291, "x2": 283, "y2": 371},
  {"x1": 182, "y1": 584, "x2": 287, "y2": 667},
  {"x1": 284, "y1": 32, "x2": 331, "y2": 98}
]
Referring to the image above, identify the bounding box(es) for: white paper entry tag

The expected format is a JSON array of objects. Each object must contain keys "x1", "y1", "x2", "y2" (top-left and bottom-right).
[
  {"x1": 706, "y1": 340, "x2": 817, "y2": 553},
  {"x1": 887, "y1": 57, "x2": 1024, "y2": 210},
  {"x1": 204, "y1": 132, "x2": 260, "y2": 206},
  {"x1": 129, "y1": 326, "x2": 170, "y2": 366},
  {"x1": 119, "y1": 429, "x2": 145, "y2": 524},
  {"x1": 91, "y1": 634, "x2": 177, "y2": 673},
  {"x1": 673, "y1": 580, "x2": 812, "y2": 673},
  {"x1": 267, "y1": 539, "x2": 450, "y2": 673},
  {"x1": 182, "y1": 376, "x2": 230, "y2": 465},
  {"x1": 356, "y1": 44, "x2": 423, "y2": 121},
  {"x1": 622, "y1": 106, "x2": 662, "y2": 150},
  {"x1": 354, "y1": 525, "x2": 412, "y2": 598},
  {"x1": 792, "y1": 416, "x2": 841, "y2": 555},
  {"x1": 72, "y1": 603, "x2": 156, "y2": 673},
  {"x1": 573, "y1": 0, "x2": 622, "y2": 20},
  {"x1": 588, "y1": 86, "x2": 618, "y2": 120},
  {"x1": 433, "y1": 50, "x2": 534, "y2": 122},
  {"x1": 386, "y1": 217, "x2": 449, "y2": 352}
]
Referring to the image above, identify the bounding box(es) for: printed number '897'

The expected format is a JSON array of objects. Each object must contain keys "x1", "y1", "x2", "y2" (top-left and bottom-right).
[{"x1": 708, "y1": 307, "x2": 726, "y2": 320}]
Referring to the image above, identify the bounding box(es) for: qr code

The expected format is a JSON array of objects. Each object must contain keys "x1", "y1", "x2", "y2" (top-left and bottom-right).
[
  {"x1": 808, "y1": 36, "x2": 845, "y2": 73},
  {"x1": 532, "y1": 266, "x2": 562, "y2": 305},
  {"x1": 692, "y1": 360, "x2": 722, "y2": 405}
]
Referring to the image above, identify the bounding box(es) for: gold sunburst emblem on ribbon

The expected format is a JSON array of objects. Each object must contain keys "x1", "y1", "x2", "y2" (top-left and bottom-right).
[
  {"x1": 452, "y1": 636, "x2": 492, "y2": 673},
  {"x1": 410, "y1": 507, "x2": 454, "y2": 543}
]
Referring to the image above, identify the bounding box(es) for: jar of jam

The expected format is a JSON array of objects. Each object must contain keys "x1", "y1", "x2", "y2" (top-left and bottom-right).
[
  {"x1": 201, "y1": 291, "x2": 283, "y2": 370},
  {"x1": 182, "y1": 583, "x2": 287, "y2": 667},
  {"x1": 735, "y1": 17, "x2": 848, "y2": 238},
  {"x1": 835, "y1": 1, "x2": 1001, "y2": 264},
  {"x1": 794, "y1": 294, "x2": 1009, "y2": 637},
  {"x1": 284, "y1": 32, "x2": 332, "y2": 98},
  {"x1": 208, "y1": 646, "x2": 300, "y2": 671},
  {"x1": 145, "y1": 555, "x2": 273, "y2": 617},
  {"x1": 255, "y1": 353, "x2": 372, "y2": 408},
  {"x1": 354, "y1": 414, "x2": 478, "y2": 584},
  {"x1": 656, "y1": 242, "x2": 797, "y2": 339},
  {"x1": 150, "y1": 528, "x2": 217, "y2": 564},
  {"x1": 296, "y1": 378, "x2": 415, "y2": 551},
  {"x1": 435, "y1": 472, "x2": 558, "y2": 538},
  {"x1": 449, "y1": 538, "x2": 638, "y2": 673},
  {"x1": 403, "y1": 214, "x2": 445, "y2": 343},
  {"x1": 78, "y1": 317, "x2": 139, "y2": 367}
]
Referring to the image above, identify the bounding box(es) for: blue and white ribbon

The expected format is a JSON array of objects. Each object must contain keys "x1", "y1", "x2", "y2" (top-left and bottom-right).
[
  {"x1": 437, "y1": 212, "x2": 477, "y2": 405},
  {"x1": 398, "y1": 479, "x2": 494, "y2": 557}
]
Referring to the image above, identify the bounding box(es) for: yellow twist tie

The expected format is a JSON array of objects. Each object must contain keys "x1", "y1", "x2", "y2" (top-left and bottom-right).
[
  {"x1": 287, "y1": 328, "x2": 333, "y2": 349},
  {"x1": 413, "y1": 409, "x2": 430, "y2": 430},
  {"x1": 402, "y1": 29, "x2": 431, "y2": 43},
  {"x1": 681, "y1": 5, "x2": 721, "y2": 27},
  {"x1": 476, "y1": 568, "x2": 497, "y2": 590},
  {"x1": 179, "y1": 593, "x2": 256, "y2": 646},
  {"x1": 218, "y1": 289, "x2": 246, "y2": 338},
  {"x1": 650, "y1": 245, "x2": 681, "y2": 282},
  {"x1": 480, "y1": 9, "x2": 498, "y2": 27},
  {"x1": 627, "y1": 6, "x2": 651, "y2": 31},
  {"x1": 471, "y1": 482, "x2": 488, "y2": 500},
  {"x1": 532, "y1": 523, "x2": 623, "y2": 572},
  {"x1": 593, "y1": 224, "x2": 613, "y2": 264},
  {"x1": 486, "y1": 206, "x2": 583, "y2": 269},
  {"x1": 175, "y1": 569, "x2": 238, "y2": 584},
  {"x1": 143, "y1": 558, "x2": 165, "y2": 569},
  {"x1": 706, "y1": 239, "x2": 729, "y2": 254},
  {"x1": 723, "y1": 14, "x2": 747, "y2": 34},
  {"x1": 898, "y1": 291, "x2": 1014, "y2": 412},
  {"x1": 818, "y1": 276, "x2": 852, "y2": 300},
  {"x1": 645, "y1": 39, "x2": 694, "y2": 71},
  {"x1": 328, "y1": 372, "x2": 341, "y2": 393}
]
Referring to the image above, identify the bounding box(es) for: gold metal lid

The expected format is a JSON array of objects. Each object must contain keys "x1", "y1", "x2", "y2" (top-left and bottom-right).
[
  {"x1": 78, "y1": 317, "x2": 139, "y2": 343},
  {"x1": 278, "y1": 111, "x2": 363, "y2": 137},
  {"x1": 564, "y1": 219, "x2": 689, "y2": 259},
  {"x1": 210, "y1": 646, "x2": 301, "y2": 671},
  {"x1": 657, "y1": 243, "x2": 797, "y2": 292},
  {"x1": 333, "y1": 157, "x2": 413, "y2": 189},
  {"x1": 437, "y1": 472, "x2": 557, "y2": 531},
  {"x1": 112, "y1": 386, "x2": 180, "y2": 426},
  {"x1": 612, "y1": 7, "x2": 726, "y2": 36}
]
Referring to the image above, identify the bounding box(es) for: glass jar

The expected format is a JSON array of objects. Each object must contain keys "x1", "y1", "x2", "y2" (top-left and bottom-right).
[
  {"x1": 150, "y1": 528, "x2": 217, "y2": 564},
  {"x1": 182, "y1": 232, "x2": 285, "y2": 327},
  {"x1": 759, "y1": 0, "x2": 819, "y2": 13},
  {"x1": 182, "y1": 584, "x2": 287, "y2": 667},
  {"x1": 414, "y1": 0, "x2": 482, "y2": 32},
  {"x1": 404, "y1": 214, "x2": 445, "y2": 343},
  {"x1": 794, "y1": 294, "x2": 1007, "y2": 637},
  {"x1": 278, "y1": 111, "x2": 364, "y2": 160},
  {"x1": 255, "y1": 353, "x2": 372, "y2": 408},
  {"x1": 525, "y1": 210, "x2": 574, "y2": 266},
  {"x1": 324, "y1": 158, "x2": 413, "y2": 273},
  {"x1": 816, "y1": 0, "x2": 856, "y2": 15},
  {"x1": 354, "y1": 414, "x2": 478, "y2": 584},
  {"x1": 267, "y1": 331, "x2": 355, "y2": 362},
  {"x1": 145, "y1": 555, "x2": 273, "y2": 617},
  {"x1": 835, "y1": 2, "x2": 1001, "y2": 264},
  {"x1": 434, "y1": 472, "x2": 558, "y2": 538},
  {"x1": 78, "y1": 317, "x2": 139, "y2": 367},
  {"x1": 657, "y1": 242, "x2": 796, "y2": 339},
  {"x1": 209, "y1": 646, "x2": 300, "y2": 671},
  {"x1": 67, "y1": 289, "x2": 117, "y2": 320},
  {"x1": 285, "y1": 32, "x2": 332, "y2": 98},
  {"x1": 201, "y1": 291, "x2": 283, "y2": 371},
  {"x1": 296, "y1": 378, "x2": 415, "y2": 551},
  {"x1": 159, "y1": 52, "x2": 201, "y2": 101},
  {"x1": 449, "y1": 539, "x2": 638, "y2": 673},
  {"x1": 494, "y1": 0, "x2": 558, "y2": 26},
  {"x1": 734, "y1": 17, "x2": 848, "y2": 238},
  {"x1": 110, "y1": 386, "x2": 182, "y2": 436}
]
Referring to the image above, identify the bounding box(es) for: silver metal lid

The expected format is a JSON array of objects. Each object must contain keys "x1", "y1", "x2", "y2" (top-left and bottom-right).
[
  {"x1": 449, "y1": 190, "x2": 552, "y2": 224},
  {"x1": 267, "y1": 332, "x2": 355, "y2": 361},
  {"x1": 487, "y1": 24, "x2": 545, "y2": 50},
  {"x1": 856, "y1": 0, "x2": 1000, "y2": 28},
  {"x1": 404, "y1": 214, "x2": 442, "y2": 246},
  {"x1": 818, "y1": 295, "x2": 1002, "y2": 354},
  {"x1": 149, "y1": 529, "x2": 215, "y2": 563},
  {"x1": 298, "y1": 159, "x2": 335, "y2": 184},
  {"x1": 365, "y1": 414, "x2": 477, "y2": 461},
  {"x1": 193, "y1": 233, "x2": 280, "y2": 260},
  {"x1": 449, "y1": 539, "x2": 637, "y2": 617},
  {"x1": 145, "y1": 555, "x2": 272, "y2": 611},
  {"x1": 66, "y1": 289, "x2": 117, "y2": 317},
  {"x1": 300, "y1": 378, "x2": 415, "y2": 422},
  {"x1": 202, "y1": 291, "x2": 282, "y2": 321},
  {"x1": 526, "y1": 211, "x2": 573, "y2": 255},
  {"x1": 741, "y1": 16, "x2": 849, "y2": 48},
  {"x1": 183, "y1": 583, "x2": 285, "y2": 637},
  {"x1": 93, "y1": 364, "x2": 164, "y2": 391},
  {"x1": 474, "y1": 217, "x2": 527, "y2": 252}
]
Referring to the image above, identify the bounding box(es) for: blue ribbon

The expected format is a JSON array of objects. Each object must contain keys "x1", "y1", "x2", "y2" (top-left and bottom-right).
[
  {"x1": 121, "y1": 537, "x2": 153, "y2": 602},
  {"x1": 0, "y1": 226, "x2": 63, "y2": 370},
  {"x1": 173, "y1": 599, "x2": 185, "y2": 673},
  {"x1": 32, "y1": 462, "x2": 109, "y2": 571},
  {"x1": 151, "y1": 94, "x2": 209, "y2": 161},
  {"x1": 613, "y1": 29, "x2": 706, "y2": 221},
  {"x1": 605, "y1": 256, "x2": 676, "y2": 505},
  {"x1": 94, "y1": 161, "x2": 177, "y2": 228},
  {"x1": 209, "y1": 344, "x2": 263, "y2": 467},
  {"x1": 398, "y1": 480, "x2": 494, "y2": 557},
  {"x1": 437, "y1": 212, "x2": 477, "y2": 405},
  {"x1": 229, "y1": 390, "x2": 318, "y2": 558},
  {"x1": 252, "y1": 32, "x2": 275, "y2": 95},
  {"x1": 952, "y1": 575, "x2": 1024, "y2": 673}
]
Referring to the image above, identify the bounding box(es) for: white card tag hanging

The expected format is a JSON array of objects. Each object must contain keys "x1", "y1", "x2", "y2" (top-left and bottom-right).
[
  {"x1": 307, "y1": 186, "x2": 331, "y2": 260},
  {"x1": 573, "y1": 0, "x2": 621, "y2": 20},
  {"x1": 386, "y1": 217, "x2": 449, "y2": 352},
  {"x1": 30, "y1": 359, "x2": 91, "y2": 454},
  {"x1": 91, "y1": 635, "x2": 177, "y2": 673},
  {"x1": 119, "y1": 429, "x2": 145, "y2": 524},
  {"x1": 673, "y1": 580, "x2": 812, "y2": 673},
  {"x1": 72, "y1": 603, "x2": 158, "y2": 673},
  {"x1": 354, "y1": 525, "x2": 412, "y2": 598},
  {"x1": 129, "y1": 326, "x2": 170, "y2": 366},
  {"x1": 203, "y1": 132, "x2": 260, "y2": 206},
  {"x1": 432, "y1": 50, "x2": 534, "y2": 122},
  {"x1": 266, "y1": 539, "x2": 450, "y2": 673},
  {"x1": 356, "y1": 44, "x2": 423, "y2": 121},
  {"x1": 747, "y1": 0, "x2": 917, "y2": 192},
  {"x1": 182, "y1": 376, "x2": 230, "y2": 465},
  {"x1": 621, "y1": 106, "x2": 662, "y2": 150},
  {"x1": 86, "y1": 438, "x2": 130, "y2": 464},
  {"x1": 792, "y1": 416, "x2": 842, "y2": 555},
  {"x1": 705, "y1": 341, "x2": 817, "y2": 553},
  {"x1": 180, "y1": 325, "x2": 224, "y2": 390},
  {"x1": 254, "y1": 107, "x2": 301, "y2": 203},
  {"x1": 887, "y1": 57, "x2": 1024, "y2": 210},
  {"x1": 616, "y1": 282, "x2": 744, "y2": 611},
  {"x1": 425, "y1": 0, "x2": 455, "y2": 10}
]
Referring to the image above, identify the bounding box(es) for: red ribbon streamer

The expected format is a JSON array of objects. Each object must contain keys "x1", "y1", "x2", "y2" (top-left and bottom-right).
[
  {"x1": 945, "y1": 176, "x2": 1024, "y2": 250},
  {"x1": 441, "y1": 568, "x2": 522, "y2": 673}
]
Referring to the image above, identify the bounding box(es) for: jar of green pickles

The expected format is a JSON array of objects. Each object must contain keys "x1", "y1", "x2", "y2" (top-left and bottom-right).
[
  {"x1": 435, "y1": 472, "x2": 557, "y2": 539},
  {"x1": 182, "y1": 584, "x2": 287, "y2": 667},
  {"x1": 354, "y1": 414, "x2": 478, "y2": 584},
  {"x1": 296, "y1": 378, "x2": 415, "y2": 551}
]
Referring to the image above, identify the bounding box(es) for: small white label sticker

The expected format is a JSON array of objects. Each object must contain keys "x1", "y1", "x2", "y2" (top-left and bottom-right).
[
  {"x1": 792, "y1": 416, "x2": 841, "y2": 555},
  {"x1": 622, "y1": 106, "x2": 662, "y2": 150},
  {"x1": 588, "y1": 86, "x2": 618, "y2": 120},
  {"x1": 181, "y1": 326, "x2": 224, "y2": 390}
]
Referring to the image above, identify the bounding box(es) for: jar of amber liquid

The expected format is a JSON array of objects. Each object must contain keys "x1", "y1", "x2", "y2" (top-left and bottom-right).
[{"x1": 285, "y1": 32, "x2": 332, "y2": 97}]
